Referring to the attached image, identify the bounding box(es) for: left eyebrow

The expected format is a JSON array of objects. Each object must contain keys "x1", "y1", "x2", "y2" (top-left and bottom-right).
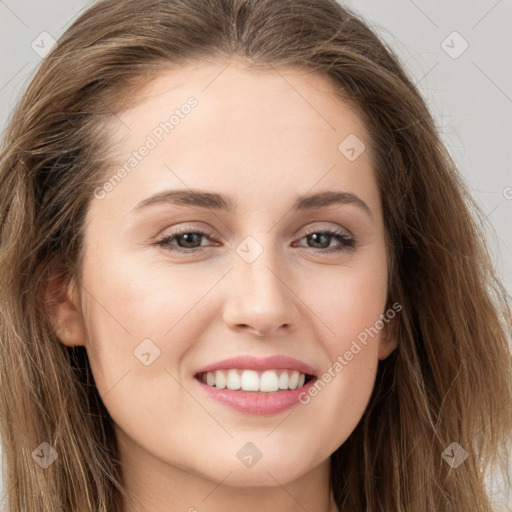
[
  {"x1": 129, "y1": 188, "x2": 372, "y2": 219},
  {"x1": 130, "y1": 189, "x2": 237, "y2": 214}
]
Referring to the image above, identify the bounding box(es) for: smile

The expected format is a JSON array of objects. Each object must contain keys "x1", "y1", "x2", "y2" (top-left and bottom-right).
[
  {"x1": 196, "y1": 368, "x2": 315, "y2": 392},
  {"x1": 193, "y1": 355, "x2": 318, "y2": 415}
]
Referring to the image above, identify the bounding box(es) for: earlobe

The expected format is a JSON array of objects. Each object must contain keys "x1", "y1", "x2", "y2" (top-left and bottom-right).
[
  {"x1": 378, "y1": 317, "x2": 399, "y2": 360},
  {"x1": 43, "y1": 268, "x2": 87, "y2": 347}
]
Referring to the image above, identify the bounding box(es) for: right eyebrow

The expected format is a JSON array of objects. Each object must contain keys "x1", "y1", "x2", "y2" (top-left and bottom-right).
[{"x1": 292, "y1": 190, "x2": 372, "y2": 218}]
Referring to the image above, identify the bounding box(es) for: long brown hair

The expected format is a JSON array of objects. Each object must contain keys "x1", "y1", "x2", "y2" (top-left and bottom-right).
[{"x1": 0, "y1": 1, "x2": 510, "y2": 510}]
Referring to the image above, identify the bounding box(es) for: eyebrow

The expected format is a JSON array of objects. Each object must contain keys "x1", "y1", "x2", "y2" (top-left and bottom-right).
[{"x1": 130, "y1": 188, "x2": 372, "y2": 218}]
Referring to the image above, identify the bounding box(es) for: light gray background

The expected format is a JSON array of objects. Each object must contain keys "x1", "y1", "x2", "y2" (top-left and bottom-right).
[{"x1": 1, "y1": 0, "x2": 511, "y2": 509}]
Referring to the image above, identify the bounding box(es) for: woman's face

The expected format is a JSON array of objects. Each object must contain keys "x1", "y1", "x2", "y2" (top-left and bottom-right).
[{"x1": 55, "y1": 60, "x2": 396, "y2": 492}]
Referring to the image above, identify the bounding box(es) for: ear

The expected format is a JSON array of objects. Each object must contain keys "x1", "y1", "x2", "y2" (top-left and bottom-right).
[
  {"x1": 43, "y1": 267, "x2": 87, "y2": 347},
  {"x1": 378, "y1": 314, "x2": 399, "y2": 360}
]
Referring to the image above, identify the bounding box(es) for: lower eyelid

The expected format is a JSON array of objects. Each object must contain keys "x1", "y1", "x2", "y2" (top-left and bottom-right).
[
  {"x1": 156, "y1": 229, "x2": 355, "y2": 254},
  {"x1": 294, "y1": 233, "x2": 355, "y2": 251}
]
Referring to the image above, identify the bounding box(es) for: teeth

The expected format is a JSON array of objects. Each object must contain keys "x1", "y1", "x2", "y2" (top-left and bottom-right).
[
  {"x1": 278, "y1": 371, "x2": 289, "y2": 389},
  {"x1": 226, "y1": 369, "x2": 241, "y2": 390},
  {"x1": 215, "y1": 370, "x2": 226, "y2": 389},
  {"x1": 200, "y1": 369, "x2": 310, "y2": 392},
  {"x1": 240, "y1": 370, "x2": 259, "y2": 391},
  {"x1": 288, "y1": 370, "x2": 299, "y2": 389},
  {"x1": 260, "y1": 370, "x2": 279, "y2": 392}
]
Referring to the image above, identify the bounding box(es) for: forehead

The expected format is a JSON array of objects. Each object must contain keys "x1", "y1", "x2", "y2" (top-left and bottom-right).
[{"x1": 96, "y1": 59, "x2": 378, "y2": 216}]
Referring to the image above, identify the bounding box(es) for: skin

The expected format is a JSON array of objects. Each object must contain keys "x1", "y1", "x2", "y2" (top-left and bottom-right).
[{"x1": 48, "y1": 58, "x2": 398, "y2": 512}]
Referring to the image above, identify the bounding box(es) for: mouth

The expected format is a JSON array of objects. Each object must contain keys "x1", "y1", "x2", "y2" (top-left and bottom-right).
[
  {"x1": 195, "y1": 368, "x2": 316, "y2": 393},
  {"x1": 193, "y1": 355, "x2": 318, "y2": 415}
]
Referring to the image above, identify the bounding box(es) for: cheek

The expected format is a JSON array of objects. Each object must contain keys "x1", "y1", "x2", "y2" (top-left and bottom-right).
[
  {"x1": 307, "y1": 252, "x2": 388, "y2": 357},
  {"x1": 82, "y1": 246, "x2": 215, "y2": 340},
  {"x1": 79, "y1": 248, "x2": 228, "y2": 412},
  {"x1": 296, "y1": 251, "x2": 387, "y2": 433},
  {"x1": 76, "y1": 253, "x2": 172, "y2": 383}
]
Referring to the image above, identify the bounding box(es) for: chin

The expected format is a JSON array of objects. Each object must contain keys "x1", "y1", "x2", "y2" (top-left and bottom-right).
[
  {"x1": 198, "y1": 452, "x2": 318, "y2": 487},
  {"x1": 211, "y1": 467, "x2": 306, "y2": 488}
]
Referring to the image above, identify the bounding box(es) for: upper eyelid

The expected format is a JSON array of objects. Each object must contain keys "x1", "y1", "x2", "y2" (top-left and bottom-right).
[
  {"x1": 159, "y1": 224, "x2": 353, "y2": 240},
  {"x1": 158, "y1": 224, "x2": 355, "y2": 245},
  {"x1": 156, "y1": 229, "x2": 356, "y2": 258},
  {"x1": 301, "y1": 224, "x2": 353, "y2": 238}
]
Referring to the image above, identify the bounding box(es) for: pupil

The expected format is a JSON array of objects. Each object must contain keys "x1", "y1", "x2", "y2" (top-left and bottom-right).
[
  {"x1": 180, "y1": 233, "x2": 200, "y2": 247},
  {"x1": 309, "y1": 233, "x2": 328, "y2": 248}
]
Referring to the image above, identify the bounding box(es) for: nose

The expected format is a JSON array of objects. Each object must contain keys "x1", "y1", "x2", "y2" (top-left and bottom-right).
[{"x1": 222, "y1": 245, "x2": 299, "y2": 337}]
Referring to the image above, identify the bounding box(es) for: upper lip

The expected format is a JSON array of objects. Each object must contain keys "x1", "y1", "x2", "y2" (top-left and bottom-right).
[{"x1": 194, "y1": 355, "x2": 317, "y2": 377}]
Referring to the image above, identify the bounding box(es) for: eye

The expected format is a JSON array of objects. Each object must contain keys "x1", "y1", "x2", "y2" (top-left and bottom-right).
[
  {"x1": 155, "y1": 227, "x2": 217, "y2": 254},
  {"x1": 293, "y1": 227, "x2": 356, "y2": 253},
  {"x1": 154, "y1": 225, "x2": 356, "y2": 255}
]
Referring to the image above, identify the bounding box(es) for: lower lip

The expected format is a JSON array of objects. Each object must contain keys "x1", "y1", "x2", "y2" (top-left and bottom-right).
[{"x1": 195, "y1": 377, "x2": 317, "y2": 415}]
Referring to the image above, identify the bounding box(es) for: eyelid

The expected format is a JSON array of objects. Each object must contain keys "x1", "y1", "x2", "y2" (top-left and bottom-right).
[
  {"x1": 157, "y1": 222, "x2": 353, "y2": 243},
  {"x1": 155, "y1": 221, "x2": 357, "y2": 255},
  {"x1": 301, "y1": 222, "x2": 354, "y2": 238},
  {"x1": 157, "y1": 223, "x2": 216, "y2": 239}
]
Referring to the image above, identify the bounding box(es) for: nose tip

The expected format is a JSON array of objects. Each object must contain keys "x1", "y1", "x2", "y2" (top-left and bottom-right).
[
  {"x1": 242, "y1": 322, "x2": 290, "y2": 337},
  {"x1": 223, "y1": 260, "x2": 298, "y2": 338}
]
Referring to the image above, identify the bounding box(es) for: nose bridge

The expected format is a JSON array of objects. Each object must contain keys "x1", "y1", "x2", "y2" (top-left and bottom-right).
[
  {"x1": 237, "y1": 232, "x2": 287, "y2": 299},
  {"x1": 223, "y1": 232, "x2": 297, "y2": 335}
]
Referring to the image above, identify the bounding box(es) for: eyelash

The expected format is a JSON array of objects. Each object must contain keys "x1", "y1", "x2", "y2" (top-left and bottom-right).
[{"x1": 155, "y1": 226, "x2": 356, "y2": 255}]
